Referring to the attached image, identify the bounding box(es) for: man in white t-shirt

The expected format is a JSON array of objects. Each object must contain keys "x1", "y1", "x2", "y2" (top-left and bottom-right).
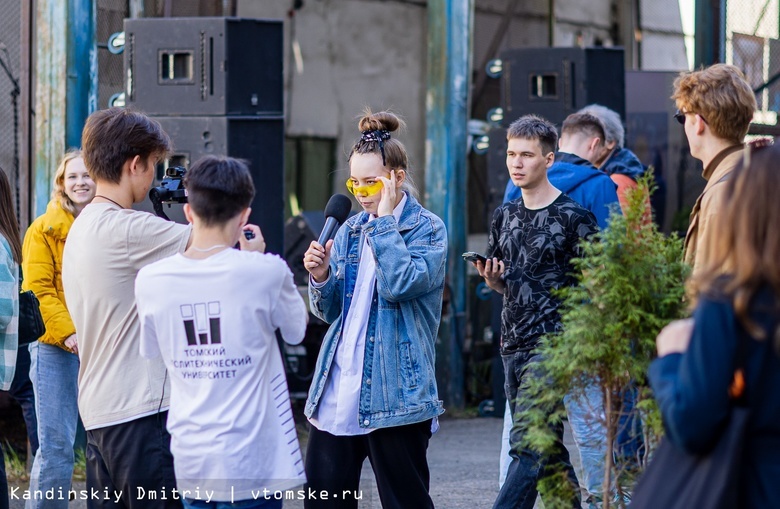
[
  {"x1": 62, "y1": 108, "x2": 192, "y2": 508},
  {"x1": 135, "y1": 155, "x2": 307, "y2": 509}
]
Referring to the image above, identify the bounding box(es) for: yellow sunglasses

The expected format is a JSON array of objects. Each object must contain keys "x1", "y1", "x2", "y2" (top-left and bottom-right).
[{"x1": 346, "y1": 179, "x2": 384, "y2": 197}]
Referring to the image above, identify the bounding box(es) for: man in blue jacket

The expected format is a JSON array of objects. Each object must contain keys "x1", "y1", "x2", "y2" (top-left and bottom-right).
[{"x1": 504, "y1": 112, "x2": 620, "y2": 229}]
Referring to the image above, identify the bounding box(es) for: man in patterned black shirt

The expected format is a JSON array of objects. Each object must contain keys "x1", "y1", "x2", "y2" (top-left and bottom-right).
[{"x1": 474, "y1": 115, "x2": 598, "y2": 509}]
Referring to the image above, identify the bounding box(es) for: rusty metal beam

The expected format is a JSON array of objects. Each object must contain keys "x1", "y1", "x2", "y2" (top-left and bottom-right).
[
  {"x1": 66, "y1": 0, "x2": 97, "y2": 148},
  {"x1": 33, "y1": 0, "x2": 95, "y2": 218},
  {"x1": 425, "y1": 0, "x2": 473, "y2": 410},
  {"x1": 34, "y1": 0, "x2": 68, "y2": 216}
]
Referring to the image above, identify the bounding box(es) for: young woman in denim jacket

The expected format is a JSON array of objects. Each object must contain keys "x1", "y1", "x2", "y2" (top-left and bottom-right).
[{"x1": 302, "y1": 110, "x2": 447, "y2": 509}]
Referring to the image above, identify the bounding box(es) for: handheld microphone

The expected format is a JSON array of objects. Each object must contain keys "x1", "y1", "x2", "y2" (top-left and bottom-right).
[{"x1": 318, "y1": 194, "x2": 352, "y2": 245}]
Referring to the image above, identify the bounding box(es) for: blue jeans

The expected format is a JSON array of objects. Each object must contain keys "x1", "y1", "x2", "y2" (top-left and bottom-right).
[
  {"x1": 493, "y1": 351, "x2": 580, "y2": 509},
  {"x1": 615, "y1": 384, "x2": 644, "y2": 467},
  {"x1": 498, "y1": 401, "x2": 511, "y2": 489},
  {"x1": 183, "y1": 499, "x2": 282, "y2": 509},
  {"x1": 26, "y1": 342, "x2": 80, "y2": 509},
  {"x1": 564, "y1": 384, "x2": 608, "y2": 499}
]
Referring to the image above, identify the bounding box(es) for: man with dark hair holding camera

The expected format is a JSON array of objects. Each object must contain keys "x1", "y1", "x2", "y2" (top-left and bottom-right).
[
  {"x1": 62, "y1": 108, "x2": 193, "y2": 508},
  {"x1": 135, "y1": 155, "x2": 305, "y2": 508}
]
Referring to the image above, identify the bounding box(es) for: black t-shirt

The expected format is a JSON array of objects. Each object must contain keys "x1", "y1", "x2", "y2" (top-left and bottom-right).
[{"x1": 487, "y1": 193, "x2": 598, "y2": 354}]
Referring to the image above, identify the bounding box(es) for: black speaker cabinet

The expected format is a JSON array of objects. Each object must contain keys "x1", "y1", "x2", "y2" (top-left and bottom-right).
[
  {"x1": 284, "y1": 211, "x2": 325, "y2": 287},
  {"x1": 625, "y1": 70, "x2": 702, "y2": 234},
  {"x1": 123, "y1": 17, "x2": 283, "y2": 116},
  {"x1": 501, "y1": 47, "x2": 625, "y2": 128},
  {"x1": 134, "y1": 116, "x2": 285, "y2": 255},
  {"x1": 485, "y1": 126, "x2": 511, "y2": 222}
]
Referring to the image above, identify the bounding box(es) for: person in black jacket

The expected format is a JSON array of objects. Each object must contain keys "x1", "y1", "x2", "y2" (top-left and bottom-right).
[{"x1": 650, "y1": 141, "x2": 780, "y2": 508}]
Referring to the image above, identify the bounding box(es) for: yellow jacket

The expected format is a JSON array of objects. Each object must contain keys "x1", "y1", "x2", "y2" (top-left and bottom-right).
[{"x1": 22, "y1": 200, "x2": 76, "y2": 350}]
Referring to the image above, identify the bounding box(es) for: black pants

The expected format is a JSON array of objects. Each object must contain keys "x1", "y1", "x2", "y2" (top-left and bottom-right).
[
  {"x1": 304, "y1": 420, "x2": 434, "y2": 509},
  {"x1": 85, "y1": 411, "x2": 181, "y2": 509},
  {"x1": 9, "y1": 344, "x2": 39, "y2": 456}
]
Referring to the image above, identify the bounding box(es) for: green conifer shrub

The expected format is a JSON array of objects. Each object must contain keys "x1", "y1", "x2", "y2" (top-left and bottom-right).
[{"x1": 518, "y1": 173, "x2": 690, "y2": 509}]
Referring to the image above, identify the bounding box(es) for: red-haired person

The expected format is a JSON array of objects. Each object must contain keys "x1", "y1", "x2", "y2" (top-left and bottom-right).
[{"x1": 672, "y1": 63, "x2": 756, "y2": 273}]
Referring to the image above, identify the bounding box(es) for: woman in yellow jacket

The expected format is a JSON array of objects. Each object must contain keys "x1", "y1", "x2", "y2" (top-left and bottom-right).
[{"x1": 22, "y1": 150, "x2": 95, "y2": 509}]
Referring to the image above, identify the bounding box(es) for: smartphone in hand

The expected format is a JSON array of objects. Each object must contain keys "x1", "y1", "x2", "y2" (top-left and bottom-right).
[{"x1": 462, "y1": 251, "x2": 487, "y2": 264}]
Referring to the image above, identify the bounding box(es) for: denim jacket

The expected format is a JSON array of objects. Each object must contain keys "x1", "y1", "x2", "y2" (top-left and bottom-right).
[{"x1": 305, "y1": 193, "x2": 447, "y2": 429}]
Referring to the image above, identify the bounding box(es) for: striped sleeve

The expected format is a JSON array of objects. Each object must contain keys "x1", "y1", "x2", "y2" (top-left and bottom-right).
[{"x1": 0, "y1": 236, "x2": 19, "y2": 390}]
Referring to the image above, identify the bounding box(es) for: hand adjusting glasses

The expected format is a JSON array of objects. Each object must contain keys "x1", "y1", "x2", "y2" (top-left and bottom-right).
[{"x1": 346, "y1": 179, "x2": 383, "y2": 197}]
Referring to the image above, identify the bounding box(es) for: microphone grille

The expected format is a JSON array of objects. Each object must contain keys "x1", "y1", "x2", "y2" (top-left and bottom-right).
[{"x1": 324, "y1": 194, "x2": 352, "y2": 223}]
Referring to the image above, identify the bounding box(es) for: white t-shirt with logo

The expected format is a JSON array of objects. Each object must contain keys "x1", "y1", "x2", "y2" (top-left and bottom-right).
[
  {"x1": 135, "y1": 248, "x2": 308, "y2": 501},
  {"x1": 62, "y1": 203, "x2": 191, "y2": 430}
]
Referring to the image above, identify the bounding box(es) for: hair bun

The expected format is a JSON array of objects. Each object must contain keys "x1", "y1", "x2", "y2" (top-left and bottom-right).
[{"x1": 358, "y1": 110, "x2": 404, "y2": 133}]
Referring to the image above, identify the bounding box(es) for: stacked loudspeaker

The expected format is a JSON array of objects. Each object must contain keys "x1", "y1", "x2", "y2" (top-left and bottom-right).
[
  {"x1": 123, "y1": 17, "x2": 285, "y2": 254},
  {"x1": 486, "y1": 47, "x2": 625, "y2": 216},
  {"x1": 500, "y1": 47, "x2": 625, "y2": 126}
]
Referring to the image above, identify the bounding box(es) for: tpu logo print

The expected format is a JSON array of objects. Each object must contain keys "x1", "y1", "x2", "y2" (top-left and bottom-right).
[{"x1": 181, "y1": 302, "x2": 222, "y2": 346}]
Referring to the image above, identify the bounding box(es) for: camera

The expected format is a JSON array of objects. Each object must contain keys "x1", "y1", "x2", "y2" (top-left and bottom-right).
[
  {"x1": 148, "y1": 165, "x2": 254, "y2": 241},
  {"x1": 149, "y1": 166, "x2": 188, "y2": 221}
]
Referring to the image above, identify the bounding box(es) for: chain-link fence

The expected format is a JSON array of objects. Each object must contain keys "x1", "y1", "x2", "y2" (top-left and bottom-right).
[
  {"x1": 0, "y1": 0, "x2": 22, "y2": 219},
  {"x1": 725, "y1": 0, "x2": 779, "y2": 125}
]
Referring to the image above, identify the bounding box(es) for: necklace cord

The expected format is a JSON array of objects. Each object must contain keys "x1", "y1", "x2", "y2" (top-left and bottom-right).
[{"x1": 93, "y1": 194, "x2": 124, "y2": 209}]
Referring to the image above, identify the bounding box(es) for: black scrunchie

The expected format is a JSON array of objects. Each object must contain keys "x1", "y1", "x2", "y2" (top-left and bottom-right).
[{"x1": 360, "y1": 129, "x2": 392, "y2": 166}]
